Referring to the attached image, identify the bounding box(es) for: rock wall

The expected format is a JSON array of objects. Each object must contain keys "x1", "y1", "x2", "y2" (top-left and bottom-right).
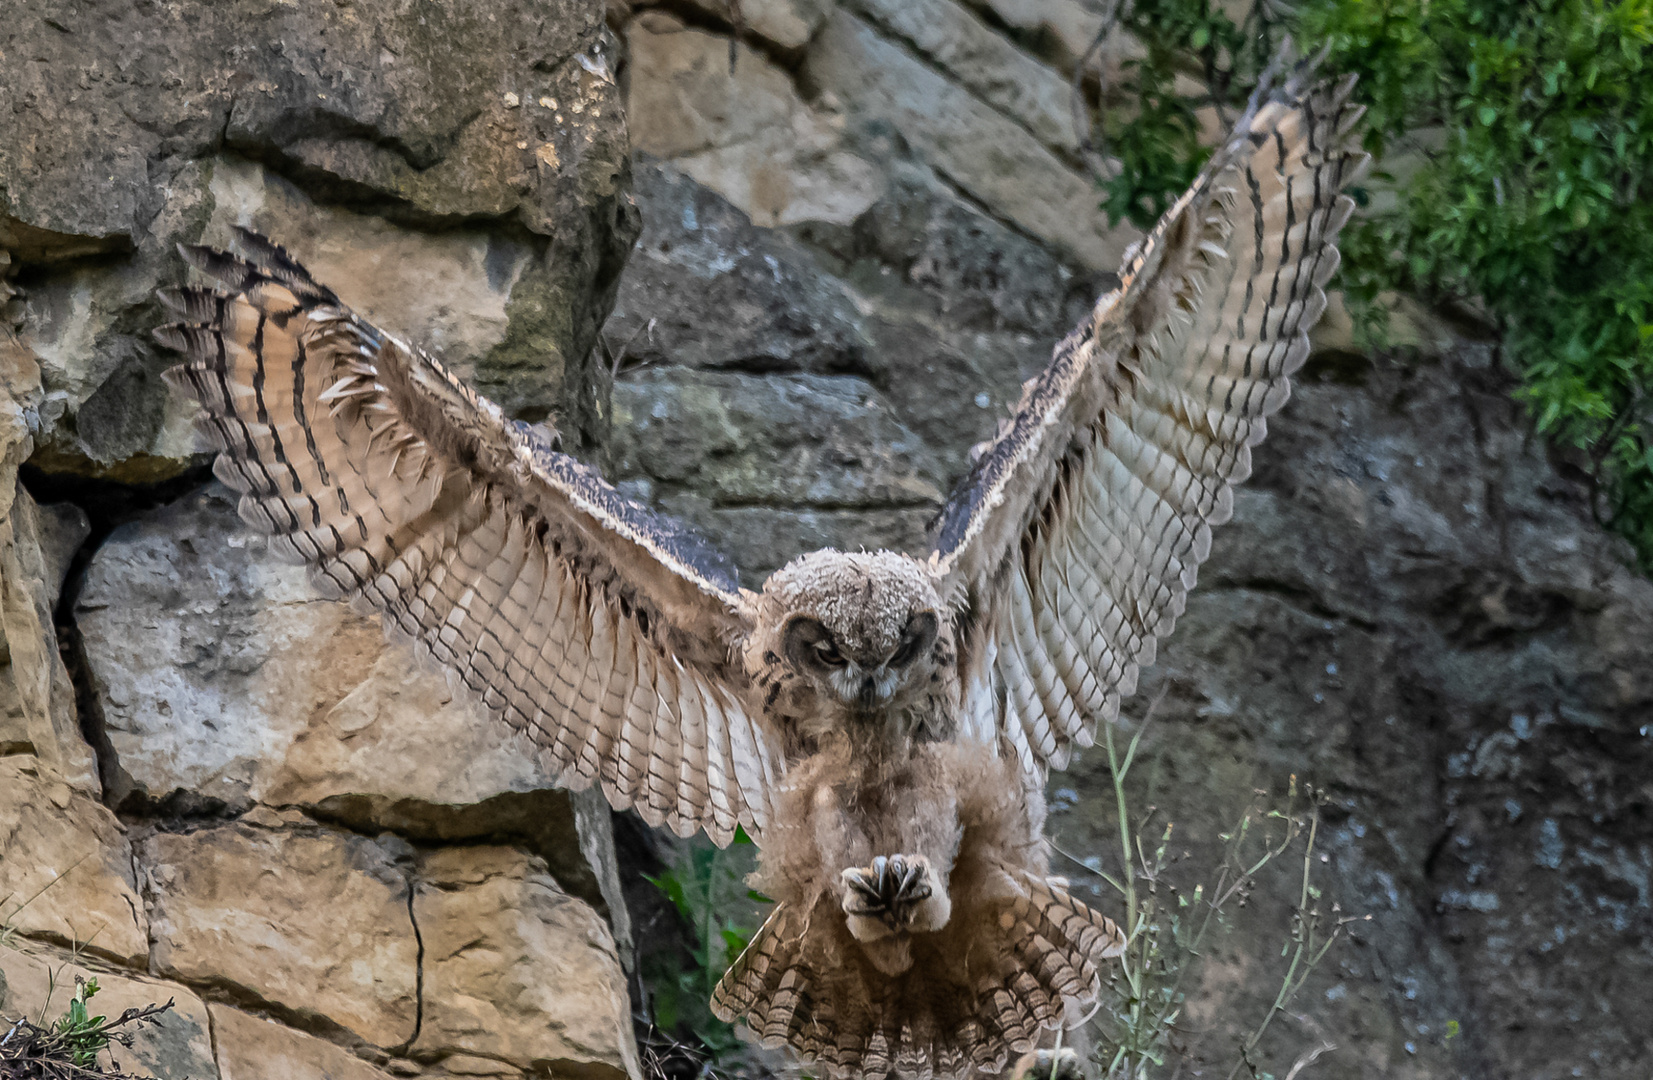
[
  {"x1": 3, "y1": 2, "x2": 1650, "y2": 1080},
  {"x1": 606, "y1": 3, "x2": 1652, "y2": 1079},
  {"x1": 2, "y1": 2, "x2": 640, "y2": 1079}
]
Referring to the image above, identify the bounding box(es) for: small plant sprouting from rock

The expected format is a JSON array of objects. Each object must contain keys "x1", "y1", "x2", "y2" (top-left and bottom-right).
[
  {"x1": 642, "y1": 826, "x2": 768, "y2": 1064},
  {"x1": 1081, "y1": 711, "x2": 1364, "y2": 1079},
  {"x1": 1, "y1": 976, "x2": 175, "y2": 1080}
]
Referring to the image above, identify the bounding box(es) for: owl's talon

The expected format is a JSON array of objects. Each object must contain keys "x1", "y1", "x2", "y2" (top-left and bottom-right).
[{"x1": 841, "y1": 854, "x2": 935, "y2": 929}]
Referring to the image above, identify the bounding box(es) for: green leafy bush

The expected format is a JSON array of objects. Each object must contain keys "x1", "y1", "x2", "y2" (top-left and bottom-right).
[
  {"x1": 642, "y1": 828, "x2": 766, "y2": 1058},
  {"x1": 1098, "y1": 0, "x2": 1653, "y2": 568}
]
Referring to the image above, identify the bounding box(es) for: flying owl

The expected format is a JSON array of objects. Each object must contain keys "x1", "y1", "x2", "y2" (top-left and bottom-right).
[{"x1": 157, "y1": 63, "x2": 1365, "y2": 1080}]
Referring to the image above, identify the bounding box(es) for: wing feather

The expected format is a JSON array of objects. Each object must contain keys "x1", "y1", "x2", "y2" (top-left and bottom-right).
[
  {"x1": 159, "y1": 230, "x2": 779, "y2": 842},
  {"x1": 932, "y1": 65, "x2": 1368, "y2": 779}
]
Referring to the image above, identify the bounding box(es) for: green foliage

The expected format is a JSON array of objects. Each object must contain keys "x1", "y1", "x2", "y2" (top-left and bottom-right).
[
  {"x1": 54, "y1": 977, "x2": 110, "y2": 1068},
  {"x1": 1102, "y1": 0, "x2": 1296, "y2": 227},
  {"x1": 642, "y1": 827, "x2": 767, "y2": 1056},
  {"x1": 1098, "y1": 0, "x2": 1653, "y2": 569},
  {"x1": 0, "y1": 968, "x2": 176, "y2": 1080}
]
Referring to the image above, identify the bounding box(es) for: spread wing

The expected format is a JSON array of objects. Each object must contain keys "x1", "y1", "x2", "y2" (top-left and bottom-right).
[
  {"x1": 931, "y1": 66, "x2": 1368, "y2": 778},
  {"x1": 156, "y1": 230, "x2": 781, "y2": 845}
]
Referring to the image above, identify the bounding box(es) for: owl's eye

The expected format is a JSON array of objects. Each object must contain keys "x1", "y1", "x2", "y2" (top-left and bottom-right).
[
  {"x1": 783, "y1": 616, "x2": 849, "y2": 675},
  {"x1": 887, "y1": 611, "x2": 939, "y2": 668}
]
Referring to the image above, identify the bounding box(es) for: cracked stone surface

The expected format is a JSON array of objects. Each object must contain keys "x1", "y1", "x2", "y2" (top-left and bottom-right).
[
  {"x1": 3, "y1": 0, "x2": 637, "y2": 485},
  {"x1": 604, "y1": 156, "x2": 1104, "y2": 579},
  {"x1": 2, "y1": 2, "x2": 640, "y2": 1077},
  {"x1": 0, "y1": 756, "x2": 148, "y2": 965},
  {"x1": 1, "y1": 482, "x2": 94, "y2": 790},
  {"x1": 140, "y1": 820, "x2": 419, "y2": 1049},
  {"x1": 802, "y1": 9, "x2": 1136, "y2": 269},
  {"x1": 627, "y1": 17, "x2": 885, "y2": 228},
  {"x1": 0, "y1": 939, "x2": 217, "y2": 1080},
  {"x1": 670, "y1": 0, "x2": 835, "y2": 50},
  {"x1": 77, "y1": 488, "x2": 562, "y2": 813},
  {"x1": 209, "y1": 1003, "x2": 399, "y2": 1080},
  {"x1": 623, "y1": 0, "x2": 1140, "y2": 268},
  {"x1": 412, "y1": 846, "x2": 639, "y2": 1080}
]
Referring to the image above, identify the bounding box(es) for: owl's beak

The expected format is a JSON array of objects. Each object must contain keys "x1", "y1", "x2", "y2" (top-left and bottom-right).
[
  {"x1": 854, "y1": 670, "x2": 900, "y2": 711},
  {"x1": 857, "y1": 675, "x2": 879, "y2": 711}
]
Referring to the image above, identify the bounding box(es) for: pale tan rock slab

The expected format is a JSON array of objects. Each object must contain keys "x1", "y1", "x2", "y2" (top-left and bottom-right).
[
  {"x1": 76, "y1": 483, "x2": 629, "y2": 951},
  {"x1": 671, "y1": 0, "x2": 835, "y2": 49},
  {"x1": 847, "y1": 0, "x2": 1079, "y2": 153},
  {"x1": 141, "y1": 823, "x2": 418, "y2": 1049},
  {"x1": 210, "y1": 1004, "x2": 399, "y2": 1080},
  {"x1": 627, "y1": 22, "x2": 884, "y2": 226},
  {"x1": 0, "y1": 758, "x2": 148, "y2": 963},
  {"x1": 76, "y1": 485, "x2": 564, "y2": 813},
  {"x1": 200, "y1": 160, "x2": 532, "y2": 387},
  {"x1": 0, "y1": 940, "x2": 217, "y2": 1080},
  {"x1": 413, "y1": 846, "x2": 640, "y2": 1080},
  {"x1": 0, "y1": 483, "x2": 97, "y2": 792},
  {"x1": 804, "y1": 11, "x2": 1139, "y2": 269}
]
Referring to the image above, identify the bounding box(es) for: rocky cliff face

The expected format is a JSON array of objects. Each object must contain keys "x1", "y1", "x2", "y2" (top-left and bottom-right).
[
  {"x1": 2, "y1": 2, "x2": 639, "y2": 1079},
  {"x1": 4, "y1": 2, "x2": 1649, "y2": 1080},
  {"x1": 607, "y1": 4, "x2": 1651, "y2": 1079}
]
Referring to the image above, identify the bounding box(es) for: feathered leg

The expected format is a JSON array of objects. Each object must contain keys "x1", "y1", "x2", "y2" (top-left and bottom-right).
[{"x1": 807, "y1": 769, "x2": 963, "y2": 974}]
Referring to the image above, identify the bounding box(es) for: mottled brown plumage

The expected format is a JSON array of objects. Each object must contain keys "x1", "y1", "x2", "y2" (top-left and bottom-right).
[{"x1": 158, "y1": 61, "x2": 1364, "y2": 1080}]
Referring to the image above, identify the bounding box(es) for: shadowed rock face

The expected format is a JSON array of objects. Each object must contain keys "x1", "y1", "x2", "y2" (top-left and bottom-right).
[
  {"x1": 2, "y1": 3, "x2": 641, "y2": 1079},
  {"x1": 2, "y1": 0, "x2": 638, "y2": 478},
  {"x1": 604, "y1": 155, "x2": 1653, "y2": 1078}
]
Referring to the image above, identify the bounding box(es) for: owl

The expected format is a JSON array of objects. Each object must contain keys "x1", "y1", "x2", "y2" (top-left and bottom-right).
[{"x1": 157, "y1": 64, "x2": 1365, "y2": 1080}]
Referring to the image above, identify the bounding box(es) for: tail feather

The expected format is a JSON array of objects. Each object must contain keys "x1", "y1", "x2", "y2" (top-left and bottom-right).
[
  {"x1": 711, "y1": 902, "x2": 802, "y2": 1023},
  {"x1": 712, "y1": 868, "x2": 1124, "y2": 1079}
]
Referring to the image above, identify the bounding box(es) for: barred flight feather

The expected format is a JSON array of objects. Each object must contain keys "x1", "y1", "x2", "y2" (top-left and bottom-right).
[
  {"x1": 158, "y1": 228, "x2": 780, "y2": 846},
  {"x1": 931, "y1": 63, "x2": 1368, "y2": 783}
]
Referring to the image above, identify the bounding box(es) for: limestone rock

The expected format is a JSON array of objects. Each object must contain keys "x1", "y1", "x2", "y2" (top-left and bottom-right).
[
  {"x1": 1042, "y1": 340, "x2": 1653, "y2": 1077},
  {"x1": 611, "y1": 368, "x2": 945, "y2": 577},
  {"x1": 76, "y1": 487, "x2": 560, "y2": 814},
  {"x1": 0, "y1": 758, "x2": 148, "y2": 964},
  {"x1": 196, "y1": 160, "x2": 536, "y2": 392},
  {"x1": 74, "y1": 463, "x2": 628, "y2": 928},
  {"x1": 413, "y1": 846, "x2": 640, "y2": 1080},
  {"x1": 611, "y1": 367, "x2": 943, "y2": 509},
  {"x1": 845, "y1": 0, "x2": 1079, "y2": 154},
  {"x1": 627, "y1": 20, "x2": 883, "y2": 226},
  {"x1": 141, "y1": 822, "x2": 418, "y2": 1048},
  {"x1": 605, "y1": 161, "x2": 873, "y2": 375},
  {"x1": 3, "y1": 0, "x2": 637, "y2": 476},
  {"x1": 603, "y1": 160, "x2": 1098, "y2": 576},
  {"x1": 0, "y1": 940, "x2": 217, "y2": 1080},
  {"x1": 210, "y1": 1004, "x2": 397, "y2": 1080},
  {"x1": 803, "y1": 10, "x2": 1139, "y2": 270},
  {"x1": 963, "y1": 0, "x2": 1117, "y2": 73},
  {"x1": 671, "y1": 0, "x2": 835, "y2": 49},
  {"x1": 1, "y1": 484, "x2": 96, "y2": 791}
]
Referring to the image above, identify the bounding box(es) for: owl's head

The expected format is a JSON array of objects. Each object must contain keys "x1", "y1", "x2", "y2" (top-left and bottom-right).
[{"x1": 755, "y1": 550, "x2": 954, "y2": 728}]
